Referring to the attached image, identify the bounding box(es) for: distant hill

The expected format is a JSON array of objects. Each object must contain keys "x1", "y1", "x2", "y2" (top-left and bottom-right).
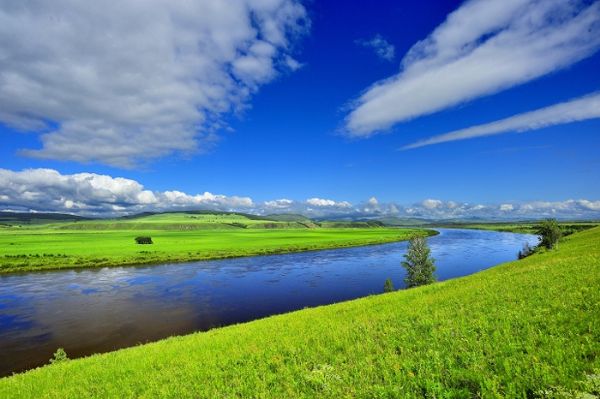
[
  {"x1": 319, "y1": 220, "x2": 385, "y2": 228},
  {"x1": 0, "y1": 211, "x2": 90, "y2": 225},
  {"x1": 370, "y1": 217, "x2": 431, "y2": 226},
  {"x1": 0, "y1": 210, "x2": 401, "y2": 230},
  {"x1": 264, "y1": 213, "x2": 312, "y2": 222},
  {"x1": 117, "y1": 210, "x2": 270, "y2": 221},
  {"x1": 54, "y1": 212, "x2": 321, "y2": 231},
  {"x1": 264, "y1": 214, "x2": 320, "y2": 227}
]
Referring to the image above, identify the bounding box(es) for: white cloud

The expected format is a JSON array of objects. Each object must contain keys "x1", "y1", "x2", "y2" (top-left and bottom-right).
[
  {"x1": 422, "y1": 199, "x2": 443, "y2": 209},
  {"x1": 264, "y1": 199, "x2": 294, "y2": 209},
  {"x1": 403, "y1": 91, "x2": 600, "y2": 149},
  {"x1": 306, "y1": 198, "x2": 352, "y2": 208},
  {"x1": 367, "y1": 197, "x2": 379, "y2": 206},
  {"x1": 345, "y1": 0, "x2": 600, "y2": 136},
  {"x1": 578, "y1": 200, "x2": 600, "y2": 211},
  {"x1": 356, "y1": 35, "x2": 395, "y2": 61},
  {"x1": 0, "y1": 0, "x2": 307, "y2": 167},
  {"x1": 1, "y1": 168, "x2": 599, "y2": 220},
  {"x1": 0, "y1": 168, "x2": 253, "y2": 215},
  {"x1": 283, "y1": 55, "x2": 304, "y2": 71}
]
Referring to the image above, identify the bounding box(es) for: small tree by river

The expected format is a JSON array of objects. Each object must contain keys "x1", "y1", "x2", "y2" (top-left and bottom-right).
[
  {"x1": 383, "y1": 278, "x2": 395, "y2": 293},
  {"x1": 536, "y1": 219, "x2": 562, "y2": 249},
  {"x1": 402, "y1": 237, "x2": 436, "y2": 288}
]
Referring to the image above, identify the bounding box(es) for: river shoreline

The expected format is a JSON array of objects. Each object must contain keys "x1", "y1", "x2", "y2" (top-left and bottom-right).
[{"x1": 0, "y1": 228, "x2": 438, "y2": 275}]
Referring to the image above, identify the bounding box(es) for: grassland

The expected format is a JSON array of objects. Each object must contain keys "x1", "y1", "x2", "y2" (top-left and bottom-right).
[
  {"x1": 0, "y1": 212, "x2": 431, "y2": 273},
  {"x1": 434, "y1": 221, "x2": 599, "y2": 234},
  {"x1": 2, "y1": 226, "x2": 598, "y2": 398}
]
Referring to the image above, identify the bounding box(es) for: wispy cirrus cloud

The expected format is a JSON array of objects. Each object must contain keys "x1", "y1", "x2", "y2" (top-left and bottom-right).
[
  {"x1": 0, "y1": 0, "x2": 308, "y2": 168},
  {"x1": 356, "y1": 35, "x2": 395, "y2": 61},
  {"x1": 402, "y1": 91, "x2": 600, "y2": 149},
  {"x1": 344, "y1": 0, "x2": 600, "y2": 136},
  {"x1": 2, "y1": 169, "x2": 599, "y2": 220}
]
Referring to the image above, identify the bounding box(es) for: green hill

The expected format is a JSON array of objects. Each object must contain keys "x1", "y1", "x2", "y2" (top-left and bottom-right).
[
  {"x1": 0, "y1": 211, "x2": 89, "y2": 226},
  {"x1": 2, "y1": 227, "x2": 598, "y2": 397},
  {"x1": 53, "y1": 212, "x2": 312, "y2": 230}
]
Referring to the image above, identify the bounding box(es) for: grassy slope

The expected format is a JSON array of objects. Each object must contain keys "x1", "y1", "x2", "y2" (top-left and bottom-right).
[
  {"x1": 0, "y1": 212, "x2": 90, "y2": 226},
  {"x1": 0, "y1": 213, "x2": 430, "y2": 273},
  {"x1": 433, "y1": 221, "x2": 599, "y2": 234},
  {"x1": 2, "y1": 227, "x2": 598, "y2": 398}
]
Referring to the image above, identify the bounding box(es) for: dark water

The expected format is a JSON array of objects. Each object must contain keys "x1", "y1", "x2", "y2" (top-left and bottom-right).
[{"x1": 0, "y1": 229, "x2": 537, "y2": 376}]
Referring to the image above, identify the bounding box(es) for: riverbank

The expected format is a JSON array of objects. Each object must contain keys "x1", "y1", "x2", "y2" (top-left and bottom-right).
[
  {"x1": 0, "y1": 227, "x2": 434, "y2": 274},
  {"x1": 431, "y1": 221, "x2": 599, "y2": 234},
  {"x1": 2, "y1": 227, "x2": 598, "y2": 397}
]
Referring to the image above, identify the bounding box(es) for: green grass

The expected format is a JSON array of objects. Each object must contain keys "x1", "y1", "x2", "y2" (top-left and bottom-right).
[
  {"x1": 0, "y1": 212, "x2": 430, "y2": 273},
  {"x1": 2, "y1": 227, "x2": 599, "y2": 398},
  {"x1": 435, "y1": 221, "x2": 599, "y2": 234}
]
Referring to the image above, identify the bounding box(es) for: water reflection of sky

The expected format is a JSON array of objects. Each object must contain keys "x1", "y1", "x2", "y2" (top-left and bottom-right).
[{"x1": 0, "y1": 229, "x2": 538, "y2": 376}]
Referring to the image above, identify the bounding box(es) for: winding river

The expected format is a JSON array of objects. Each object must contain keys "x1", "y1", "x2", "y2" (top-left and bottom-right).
[{"x1": 0, "y1": 228, "x2": 537, "y2": 376}]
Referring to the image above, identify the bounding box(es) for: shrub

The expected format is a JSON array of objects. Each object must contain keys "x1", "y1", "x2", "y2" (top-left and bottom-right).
[
  {"x1": 383, "y1": 278, "x2": 395, "y2": 293},
  {"x1": 134, "y1": 236, "x2": 153, "y2": 245},
  {"x1": 49, "y1": 348, "x2": 69, "y2": 364},
  {"x1": 402, "y1": 236, "x2": 436, "y2": 288},
  {"x1": 517, "y1": 242, "x2": 536, "y2": 259},
  {"x1": 536, "y1": 219, "x2": 562, "y2": 249}
]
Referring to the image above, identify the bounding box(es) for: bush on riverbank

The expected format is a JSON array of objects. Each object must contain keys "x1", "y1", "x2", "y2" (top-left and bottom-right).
[
  {"x1": 517, "y1": 242, "x2": 536, "y2": 259},
  {"x1": 383, "y1": 278, "x2": 394, "y2": 292},
  {"x1": 536, "y1": 219, "x2": 562, "y2": 249}
]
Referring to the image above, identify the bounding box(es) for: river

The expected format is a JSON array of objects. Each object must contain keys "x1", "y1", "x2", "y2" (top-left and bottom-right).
[{"x1": 0, "y1": 228, "x2": 537, "y2": 376}]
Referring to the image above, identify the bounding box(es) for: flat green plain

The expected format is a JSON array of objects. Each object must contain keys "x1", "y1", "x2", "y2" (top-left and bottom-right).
[
  {"x1": 0, "y1": 213, "x2": 431, "y2": 273},
  {"x1": 2, "y1": 226, "x2": 598, "y2": 398}
]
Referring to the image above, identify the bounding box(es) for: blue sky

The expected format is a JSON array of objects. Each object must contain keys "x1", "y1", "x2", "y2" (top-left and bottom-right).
[{"x1": 1, "y1": 0, "x2": 599, "y2": 219}]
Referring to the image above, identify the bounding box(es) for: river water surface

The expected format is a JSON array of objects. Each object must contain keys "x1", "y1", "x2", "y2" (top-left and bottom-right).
[{"x1": 0, "y1": 228, "x2": 537, "y2": 376}]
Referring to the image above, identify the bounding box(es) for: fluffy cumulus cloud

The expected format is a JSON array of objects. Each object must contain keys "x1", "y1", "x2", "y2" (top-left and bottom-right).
[
  {"x1": 356, "y1": 35, "x2": 395, "y2": 61},
  {"x1": 422, "y1": 199, "x2": 443, "y2": 209},
  {"x1": 306, "y1": 198, "x2": 351, "y2": 208},
  {"x1": 263, "y1": 199, "x2": 294, "y2": 209},
  {"x1": 0, "y1": 0, "x2": 308, "y2": 167},
  {"x1": 0, "y1": 168, "x2": 253, "y2": 215},
  {"x1": 1, "y1": 168, "x2": 600, "y2": 220},
  {"x1": 403, "y1": 91, "x2": 600, "y2": 149},
  {"x1": 344, "y1": 0, "x2": 600, "y2": 136}
]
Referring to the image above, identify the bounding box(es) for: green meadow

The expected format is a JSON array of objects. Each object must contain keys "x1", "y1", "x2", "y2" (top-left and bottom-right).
[
  {"x1": 0, "y1": 212, "x2": 431, "y2": 273},
  {"x1": 433, "y1": 221, "x2": 599, "y2": 235},
  {"x1": 1, "y1": 226, "x2": 598, "y2": 398}
]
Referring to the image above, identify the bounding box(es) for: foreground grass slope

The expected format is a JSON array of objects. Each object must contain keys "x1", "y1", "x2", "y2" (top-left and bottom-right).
[
  {"x1": 2, "y1": 228, "x2": 599, "y2": 398},
  {"x1": 0, "y1": 213, "x2": 430, "y2": 273}
]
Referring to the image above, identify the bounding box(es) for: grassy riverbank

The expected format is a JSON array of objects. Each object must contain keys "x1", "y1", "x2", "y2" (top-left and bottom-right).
[
  {"x1": 433, "y1": 221, "x2": 599, "y2": 234},
  {"x1": 2, "y1": 227, "x2": 598, "y2": 397},
  {"x1": 0, "y1": 212, "x2": 431, "y2": 273}
]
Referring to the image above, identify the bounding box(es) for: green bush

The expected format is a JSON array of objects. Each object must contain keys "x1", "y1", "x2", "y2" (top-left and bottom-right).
[
  {"x1": 134, "y1": 236, "x2": 153, "y2": 245},
  {"x1": 49, "y1": 348, "x2": 68, "y2": 364},
  {"x1": 518, "y1": 242, "x2": 535, "y2": 259},
  {"x1": 383, "y1": 278, "x2": 395, "y2": 293},
  {"x1": 536, "y1": 219, "x2": 562, "y2": 249}
]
